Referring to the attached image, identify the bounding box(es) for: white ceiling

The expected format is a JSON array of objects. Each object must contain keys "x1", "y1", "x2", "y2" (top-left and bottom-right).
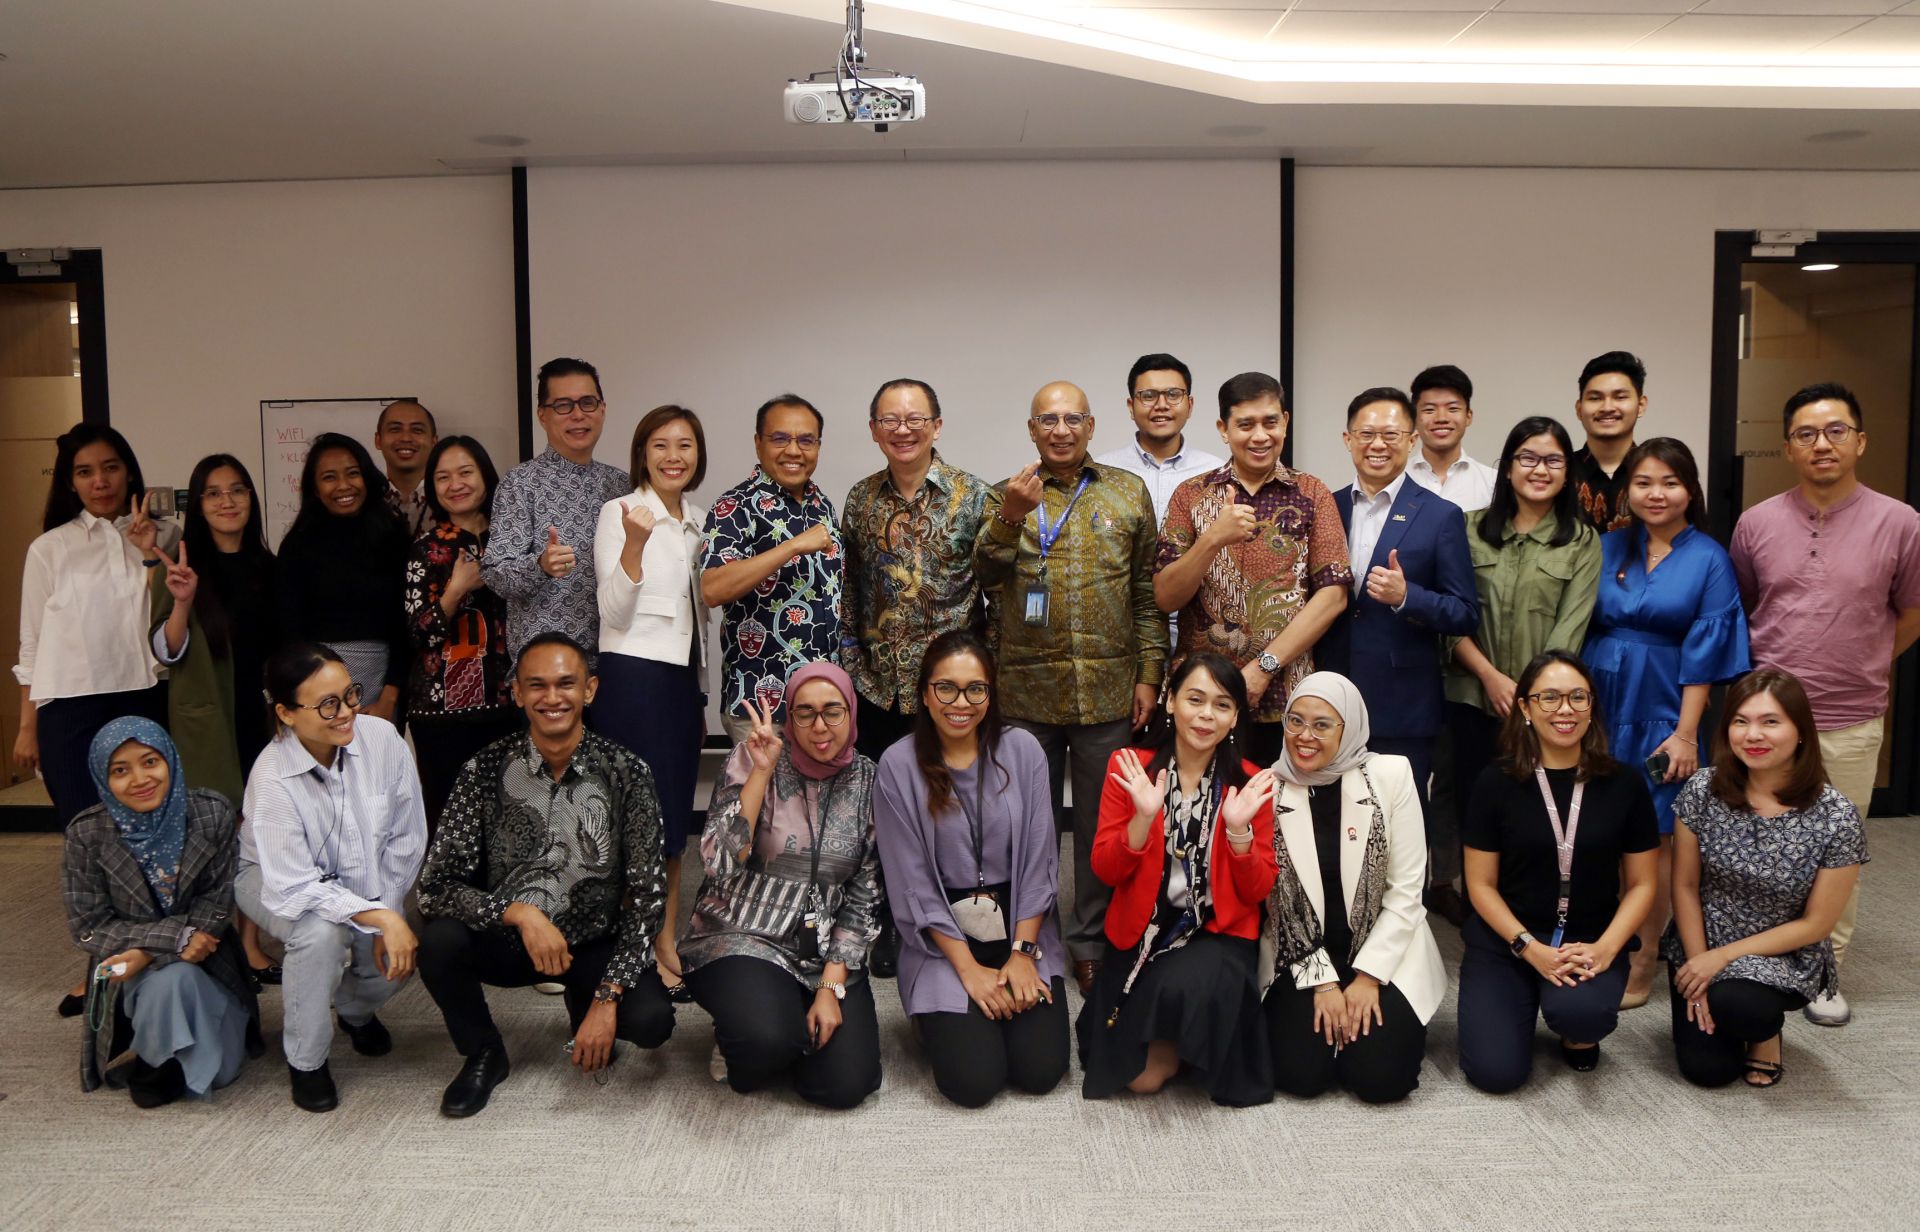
[{"x1": 1, "y1": 0, "x2": 1918, "y2": 189}]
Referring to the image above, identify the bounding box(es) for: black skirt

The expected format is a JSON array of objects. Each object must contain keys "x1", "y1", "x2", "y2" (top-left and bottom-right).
[{"x1": 1075, "y1": 930, "x2": 1273, "y2": 1107}]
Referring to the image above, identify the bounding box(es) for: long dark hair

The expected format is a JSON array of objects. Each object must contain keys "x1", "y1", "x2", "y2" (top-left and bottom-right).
[
  {"x1": 181, "y1": 454, "x2": 273, "y2": 654},
  {"x1": 911, "y1": 630, "x2": 1008, "y2": 816},
  {"x1": 287, "y1": 433, "x2": 396, "y2": 543},
  {"x1": 1499, "y1": 650, "x2": 1617, "y2": 782},
  {"x1": 1709, "y1": 669, "x2": 1829, "y2": 812},
  {"x1": 422, "y1": 436, "x2": 500, "y2": 525},
  {"x1": 1480, "y1": 416, "x2": 1580, "y2": 550},
  {"x1": 43, "y1": 423, "x2": 147, "y2": 532},
  {"x1": 1141, "y1": 653, "x2": 1252, "y2": 791},
  {"x1": 1620, "y1": 436, "x2": 1708, "y2": 533}
]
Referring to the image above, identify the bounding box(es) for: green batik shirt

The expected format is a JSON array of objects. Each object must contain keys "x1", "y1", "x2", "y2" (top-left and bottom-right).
[
  {"x1": 1444, "y1": 507, "x2": 1602, "y2": 714},
  {"x1": 974, "y1": 460, "x2": 1168, "y2": 727}
]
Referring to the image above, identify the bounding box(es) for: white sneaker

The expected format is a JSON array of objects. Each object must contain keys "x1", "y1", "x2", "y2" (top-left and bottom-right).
[
  {"x1": 708, "y1": 1044, "x2": 728, "y2": 1083},
  {"x1": 1804, "y1": 990, "x2": 1851, "y2": 1027},
  {"x1": 533, "y1": 982, "x2": 566, "y2": 995}
]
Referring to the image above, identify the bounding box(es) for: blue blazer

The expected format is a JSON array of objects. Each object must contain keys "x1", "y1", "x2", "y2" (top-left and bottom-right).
[{"x1": 1318, "y1": 480, "x2": 1479, "y2": 741}]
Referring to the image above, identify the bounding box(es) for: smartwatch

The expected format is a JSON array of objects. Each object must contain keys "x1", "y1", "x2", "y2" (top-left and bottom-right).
[
  {"x1": 1010, "y1": 939, "x2": 1042, "y2": 961},
  {"x1": 1509, "y1": 930, "x2": 1535, "y2": 957},
  {"x1": 1257, "y1": 651, "x2": 1281, "y2": 675}
]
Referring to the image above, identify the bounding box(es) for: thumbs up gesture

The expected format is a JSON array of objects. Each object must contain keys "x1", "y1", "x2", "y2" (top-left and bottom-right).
[
  {"x1": 539, "y1": 525, "x2": 578, "y2": 579},
  {"x1": 1365, "y1": 547, "x2": 1407, "y2": 608}
]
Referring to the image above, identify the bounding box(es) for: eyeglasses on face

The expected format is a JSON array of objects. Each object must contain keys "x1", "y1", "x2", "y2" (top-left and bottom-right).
[
  {"x1": 1032, "y1": 413, "x2": 1089, "y2": 431},
  {"x1": 1352, "y1": 430, "x2": 1407, "y2": 446},
  {"x1": 930, "y1": 680, "x2": 990, "y2": 705},
  {"x1": 763, "y1": 432, "x2": 821, "y2": 451},
  {"x1": 1513, "y1": 451, "x2": 1567, "y2": 471},
  {"x1": 1525, "y1": 688, "x2": 1593, "y2": 713},
  {"x1": 873, "y1": 414, "x2": 934, "y2": 432},
  {"x1": 1281, "y1": 712, "x2": 1344, "y2": 738},
  {"x1": 791, "y1": 703, "x2": 849, "y2": 728},
  {"x1": 200, "y1": 484, "x2": 251, "y2": 504},
  {"x1": 290, "y1": 682, "x2": 364, "y2": 720},
  {"x1": 1132, "y1": 388, "x2": 1188, "y2": 406},
  {"x1": 1787, "y1": 423, "x2": 1859, "y2": 449},
  {"x1": 541, "y1": 396, "x2": 604, "y2": 416}
]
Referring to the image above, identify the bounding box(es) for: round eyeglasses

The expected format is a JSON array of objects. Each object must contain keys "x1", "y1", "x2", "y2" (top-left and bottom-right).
[
  {"x1": 289, "y1": 682, "x2": 364, "y2": 721},
  {"x1": 930, "y1": 680, "x2": 990, "y2": 705},
  {"x1": 791, "y1": 703, "x2": 849, "y2": 728},
  {"x1": 1281, "y1": 712, "x2": 1344, "y2": 739}
]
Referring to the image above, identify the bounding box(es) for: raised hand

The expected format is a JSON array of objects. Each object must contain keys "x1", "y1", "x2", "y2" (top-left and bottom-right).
[
  {"x1": 742, "y1": 698, "x2": 782, "y2": 774},
  {"x1": 1108, "y1": 748, "x2": 1168, "y2": 823},
  {"x1": 1220, "y1": 768, "x2": 1277, "y2": 831},
  {"x1": 621, "y1": 499, "x2": 657, "y2": 546},
  {"x1": 539, "y1": 526, "x2": 577, "y2": 579},
  {"x1": 1206, "y1": 502, "x2": 1259, "y2": 549},
  {"x1": 999, "y1": 462, "x2": 1044, "y2": 522},
  {"x1": 1365, "y1": 548, "x2": 1408, "y2": 608},
  {"x1": 124, "y1": 490, "x2": 161, "y2": 557},
  {"x1": 163, "y1": 539, "x2": 198, "y2": 606}
]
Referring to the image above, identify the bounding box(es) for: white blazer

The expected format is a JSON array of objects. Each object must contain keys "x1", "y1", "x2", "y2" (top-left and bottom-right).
[
  {"x1": 1267, "y1": 754, "x2": 1446, "y2": 1025},
  {"x1": 593, "y1": 487, "x2": 709, "y2": 669}
]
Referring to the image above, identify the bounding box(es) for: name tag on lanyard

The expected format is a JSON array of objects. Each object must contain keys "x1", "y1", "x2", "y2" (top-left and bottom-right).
[
  {"x1": 1023, "y1": 474, "x2": 1091, "y2": 627},
  {"x1": 1533, "y1": 766, "x2": 1584, "y2": 948}
]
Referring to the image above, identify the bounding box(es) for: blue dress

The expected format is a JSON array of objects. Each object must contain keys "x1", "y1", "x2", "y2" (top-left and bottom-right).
[{"x1": 1583, "y1": 525, "x2": 1750, "y2": 834}]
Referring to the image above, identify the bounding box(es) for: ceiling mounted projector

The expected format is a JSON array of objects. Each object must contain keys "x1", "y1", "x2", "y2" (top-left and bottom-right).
[{"x1": 785, "y1": 1, "x2": 925, "y2": 133}]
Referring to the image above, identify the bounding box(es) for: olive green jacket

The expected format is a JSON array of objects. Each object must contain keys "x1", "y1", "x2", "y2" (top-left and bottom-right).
[
  {"x1": 149, "y1": 571, "x2": 249, "y2": 801},
  {"x1": 1444, "y1": 508, "x2": 1601, "y2": 715}
]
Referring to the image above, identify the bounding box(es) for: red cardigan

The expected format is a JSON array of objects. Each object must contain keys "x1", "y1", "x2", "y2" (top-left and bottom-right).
[{"x1": 1090, "y1": 750, "x2": 1278, "y2": 949}]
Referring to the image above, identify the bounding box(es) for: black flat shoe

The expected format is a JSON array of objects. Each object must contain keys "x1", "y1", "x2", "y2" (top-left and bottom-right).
[
  {"x1": 58, "y1": 993, "x2": 86, "y2": 1018},
  {"x1": 338, "y1": 1013, "x2": 393, "y2": 1057},
  {"x1": 289, "y1": 1061, "x2": 338, "y2": 1113},
  {"x1": 127, "y1": 1057, "x2": 188, "y2": 1109},
  {"x1": 869, "y1": 923, "x2": 900, "y2": 980},
  {"x1": 665, "y1": 980, "x2": 695, "y2": 1005},
  {"x1": 249, "y1": 964, "x2": 283, "y2": 987},
  {"x1": 440, "y1": 1046, "x2": 512, "y2": 1118},
  {"x1": 1561, "y1": 1040, "x2": 1601, "y2": 1072}
]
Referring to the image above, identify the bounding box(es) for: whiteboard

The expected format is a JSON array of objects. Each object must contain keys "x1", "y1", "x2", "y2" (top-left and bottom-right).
[{"x1": 259, "y1": 398, "x2": 408, "y2": 546}]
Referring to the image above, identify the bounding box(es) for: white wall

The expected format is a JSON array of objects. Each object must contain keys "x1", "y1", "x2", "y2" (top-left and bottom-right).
[
  {"x1": 1293, "y1": 166, "x2": 1920, "y2": 489},
  {"x1": 0, "y1": 176, "x2": 518, "y2": 492}
]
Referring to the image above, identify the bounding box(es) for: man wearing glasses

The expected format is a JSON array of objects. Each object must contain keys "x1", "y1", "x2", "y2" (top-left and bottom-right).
[
  {"x1": 976, "y1": 381, "x2": 1166, "y2": 995},
  {"x1": 1731, "y1": 382, "x2": 1920, "y2": 1028},
  {"x1": 1095, "y1": 353, "x2": 1223, "y2": 527},
  {"x1": 702, "y1": 395, "x2": 845, "y2": 744},
  {"x1": 483, "y1": 357, "x2": 631, "y2": 662}
]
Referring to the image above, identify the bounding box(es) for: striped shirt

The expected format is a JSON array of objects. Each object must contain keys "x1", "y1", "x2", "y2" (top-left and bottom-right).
[{"x1": 239, "y1": 715, "x2": 427, "y2": 928}]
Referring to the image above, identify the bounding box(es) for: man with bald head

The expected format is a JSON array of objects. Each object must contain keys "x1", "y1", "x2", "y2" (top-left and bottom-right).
[{"x1": 975, "y1": 381, "x2": 1167, "y2": 995}]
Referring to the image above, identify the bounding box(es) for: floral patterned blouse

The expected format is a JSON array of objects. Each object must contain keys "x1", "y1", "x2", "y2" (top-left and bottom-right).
[
  {"x1": 1661, "y1": 770, "x2": 1869, "y2": 1001},
  {"x1": 404, "y1": 521, "x2": 514, "y2": 718}
]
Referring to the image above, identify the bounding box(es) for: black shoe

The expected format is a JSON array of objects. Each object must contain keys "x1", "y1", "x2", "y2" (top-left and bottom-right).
[
  {"x1": 289, "y1": 1061, "x2": 339, "y2": 1112},
  {"x1": 440, "y1": 1046, "x2": 512, "y2": 1118},
  {"x1": 249, "y1": 963, "x2": 283, "y2": 988},
  {"x1": 339, "y1": 1013, "x2": 393, "y2": 1057},
  {"x1": 58, "y1": 993, "x2": 86, "y2": 1018},
  {"x1": 127, "y1": 1057, "x2": 188, "y2": 1109},
  {"x1": 1423, "y1": 884, "x2": 1469, "y2": 929},
  {"x1": 245, "y1": 1015, "x2": 266, "y2": 1059},
  {"x1": 869, "y1": 922, "x2": 900, "y2": 980},
  {"x1": 1561, "y1": 1040, "x2": 1601, "y2": 1073}
]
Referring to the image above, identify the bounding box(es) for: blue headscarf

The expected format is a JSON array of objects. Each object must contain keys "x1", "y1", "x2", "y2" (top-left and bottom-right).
[{"x1": 87, "y1": 717, "x2": 190, "y2": 913}]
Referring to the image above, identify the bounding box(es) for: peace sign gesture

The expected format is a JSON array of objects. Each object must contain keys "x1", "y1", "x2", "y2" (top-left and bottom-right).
[
  {"x1": 741, "y1": 697, "x2": 783, "y2": 775},
  {"x1": 162, "y1": 538, "x2": 199, "y2": 606},
  {"x1": 124, "y1": 489, "x2": 162, "y2": 557}
]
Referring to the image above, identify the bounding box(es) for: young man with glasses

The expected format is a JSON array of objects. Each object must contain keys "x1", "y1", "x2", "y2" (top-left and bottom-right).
[
  {"x1": 839, "y1": 379, "x2": 992, "y2": 976},
  {"x1": 1095, "y1": 353, "x2": 1223, "y2": 527},
  {"x1": 482, "y1": 357, "x2": 631, "y2": 662},
  {"x1": 702, "y1": 395, "x2": 845, "y2": 744},
  {"x1": 1406, "y1": 365, "x2": 1497, "y2": 513},
  {"x1": 1569, "y1": 351, "x2": 1648, "y2": 533},
  {"x1": 374, "y1": 399, "x2": 439, "y2": 538},
  {"x1": 975, "y1": 381, "x2": 1166, "y2": 996},
  {"x1": 1730, "y1": 382, "x2": 1920, "y2": 1027}
]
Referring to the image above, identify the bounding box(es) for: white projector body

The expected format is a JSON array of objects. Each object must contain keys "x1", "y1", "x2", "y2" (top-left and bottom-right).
[{"x1": 784, "y1": 76, "x2": 926, "y2": 126}]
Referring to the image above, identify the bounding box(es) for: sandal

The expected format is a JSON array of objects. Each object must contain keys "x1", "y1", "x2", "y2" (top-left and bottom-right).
[{"x1": 1743, "y1": 1059, "x2": 1785, "y2": 1088}]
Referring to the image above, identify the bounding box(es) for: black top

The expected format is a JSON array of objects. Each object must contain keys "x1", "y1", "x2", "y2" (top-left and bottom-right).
[
  {"x1": 1570, "y1": 446, "x2": 1632, "y2": 534},
  {"x1": 1462, "y1": 762, "x2": 1658, "y2": 941},
  {"x1": 275, "y1": 509, "x2": 410, "y2": 659},
  {"x1": 204, "y1": 548, "x2": 277, "y2": 770},
  {"x1": 1309, "y1": 786, "x2": 1353, "y2": 978}
]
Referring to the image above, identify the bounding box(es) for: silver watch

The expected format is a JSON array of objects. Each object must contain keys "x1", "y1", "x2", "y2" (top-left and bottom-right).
[{"x1": 1257, "y1": 651, "x2": 1281, "y2": 674}]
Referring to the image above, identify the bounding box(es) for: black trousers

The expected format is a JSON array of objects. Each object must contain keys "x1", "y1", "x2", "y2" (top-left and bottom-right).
[
  {"x1": 686, "y1": 956, "x2": 882, "y2": 1109},
  {"x1": 1265, "y1": 974, "x2": 1427, "y2": 1104},
  {"x1": 913, "y1": 977, "x2": 1071, "y2": 1108},
  {"x1": 1456, "y1": 915, "x2": 1628, "y2": 1094},
  {"x1": 416, "y1": 918, "x2": 675, "y2": 1057},
  {"x1": 409, "y1": 709, "x2": 524, "y2": 831},
  {"x1": 855, "y1": 695, "x2": 919, "y2": 945},
  {"x1": 1670, "y1": 976, "x2": 1807, "y2": 1088},
  {"x1": 1443, "y1": 702, "x2": 1502, "y2": 885}
]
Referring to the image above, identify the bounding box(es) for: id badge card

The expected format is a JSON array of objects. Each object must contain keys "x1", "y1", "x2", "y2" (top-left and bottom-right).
[
  {"x1": 951, "y1": 891, "x2": 1008, "y2": 943},
  {"x1": 795, "y1": 909, "x2": 822, "y2": 963},
  {"x1": 1550, "y1": 925, "x2": 1565, "y2": 948},
  {"x1": 1021, "y1": 582, "x2": 1050, "y2": 626}
]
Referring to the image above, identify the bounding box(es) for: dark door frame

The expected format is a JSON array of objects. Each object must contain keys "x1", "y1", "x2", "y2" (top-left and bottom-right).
[{"x1": 1708, "y1": 230, "x2": 1920, "y2": 817}]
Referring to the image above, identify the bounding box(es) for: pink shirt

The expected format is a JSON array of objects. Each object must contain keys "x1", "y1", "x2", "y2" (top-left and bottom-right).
[{"x1": 1731, "y1": 484, "x2": 1920, "y2": 729}]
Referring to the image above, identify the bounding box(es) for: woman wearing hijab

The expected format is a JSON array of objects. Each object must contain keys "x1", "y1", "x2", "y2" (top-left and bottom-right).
[
  {"x1": 678, "y1": 663, "x2": 884, "y2": 1109},
  {"x1": 1264, "y1": 672, "x2": 1445, "y2": 1104},
  {"x1": 1079, "y1": 652, "x2": 1280, "y2": 1107},
  {"x1": 62, "y1": 718, "x2": 256, "y2": 1106}
]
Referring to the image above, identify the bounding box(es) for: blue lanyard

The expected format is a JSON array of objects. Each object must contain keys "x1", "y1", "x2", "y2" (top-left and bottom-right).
[{"x1": 1034, "y1": 474, "x2": 1091, "y2": 567}]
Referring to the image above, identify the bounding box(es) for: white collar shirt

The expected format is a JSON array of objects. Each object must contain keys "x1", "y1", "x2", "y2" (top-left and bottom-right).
[
  {"x1": 1095, "y1": 436, "x2": 1224, "y2": 527},
  {"x1": 13, "y1": 510, "x2": 180, "y2": 703},
  {"x1": 1347, "y1": 471, "x2": 1409, "y2": 598},
  {"x1": 1406, "y1": 452, "x2": 1497, "y2": 513}
]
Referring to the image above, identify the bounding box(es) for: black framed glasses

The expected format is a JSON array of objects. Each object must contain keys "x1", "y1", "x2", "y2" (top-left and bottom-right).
[
  {"x1": 930, "y1": 680, "x2": 990, "y2": 705},
  {"x1": 290, "y1": 683, "x2": 364, "y2": 720},
  {"x1": 1525, "y1": 688, "x2": 1593, "y2": 713},
  {"x1": 1513, "y1": 451, "x2": 1567, "y2": 471},
  {"x1": 1132, "y1": 388, "x2": 1188, "y2": 406},
  {"x1": 791, "y1": 703, "x2": 849, "y2": 728},
  {"x1": 1787, "y1": 423, "x2": 1859, "y2": 448},
  {"x1": 541, "y1": 396, "x2": 604, "y2": 416}
]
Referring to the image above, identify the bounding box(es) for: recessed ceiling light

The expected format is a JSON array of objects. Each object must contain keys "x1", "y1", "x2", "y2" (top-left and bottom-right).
[
  {"x1": 1805, "y1": 129, "x2": 1869, "y2": 144},
  {"x1": 473, "y1": 134, "x2": 530, "y2": 148},
  {"x1": 1801, "y1": 263, "x2": 1840, "y2": 272}
]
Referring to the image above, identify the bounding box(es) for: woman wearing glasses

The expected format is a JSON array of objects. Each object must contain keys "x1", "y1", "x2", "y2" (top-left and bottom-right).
[
  {"x1": 235, "y1": 642, "x2": 427, "y2": 1112},
  {"x1": 678, "y1": 662, "x2": 883, "y2": 1108},
  {"x1": 872, "y1": 631, "x2": 1068, "y2": 1107},
  {"x1": 1457, "y1": 651, "x2": 1658, "y2": 1091},
  {"x1": 1264, "y1": 673, "x2": 1444, "y2": 1104},
  {"x1": 1580, "y1": 439, "x2": 1749, "y2": 1008},
  {"x1": 1444, "y1": 417, "x2": 1602, "y2": 852}
]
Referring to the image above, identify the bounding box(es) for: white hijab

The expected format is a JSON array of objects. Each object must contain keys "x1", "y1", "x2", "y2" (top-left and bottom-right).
[{"x1": 1274, "y1": 671, "x2": 1372, "y2": 788}]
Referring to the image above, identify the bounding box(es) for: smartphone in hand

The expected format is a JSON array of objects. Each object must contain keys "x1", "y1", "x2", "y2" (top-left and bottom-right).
[{"x1": 1644, "y1": 752, "x2": 1671, "y2": 781}]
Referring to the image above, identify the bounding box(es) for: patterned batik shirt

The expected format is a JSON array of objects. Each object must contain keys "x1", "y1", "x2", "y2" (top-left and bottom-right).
[
  {"x1": 481, "y1": 448, "x2": 632, "y2": 661},
  {"x1": 1570, "y1": 447, "x2": 1633, "y2": 533},
  {"x1": 403, "y1": 522, "x2": 514, "y2": 718},
  {"x1": 839, "y1": 452, "x2": 991, "y2": 713},
  {"x1": 974, "y1": 460, "x2": 1167, "y2": 727},
  {"x1": 1155, "y1": 465, "x2": 1353, "y2": 721},
  {"x1": 701, "y1": 467, "x2": 844, "y2": 720},
  {"x1": 418, "y1": 729, "x2": 666, "y2": 989}
]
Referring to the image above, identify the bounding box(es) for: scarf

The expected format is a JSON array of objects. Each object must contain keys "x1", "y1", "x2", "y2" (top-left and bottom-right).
[
  {"x1": 87, "y1": 717, "x2": 191, "y2": 913},
  {"x1": 782, "y1": 662, "x2": 858, "y2": 781},
  {"x1": 1274, "y1": 671, "x2": 1372, "y2": 786}
]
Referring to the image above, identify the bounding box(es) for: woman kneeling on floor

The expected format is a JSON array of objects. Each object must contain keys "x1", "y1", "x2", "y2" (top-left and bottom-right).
[
  {"x1": 1078, "y1": 652, "x2": 1280, "y2": 1107},
  {"x1": 1666, "y1": 668, "x2": 1866, "y2": 1089},
  {"x1": 680, "y1": 663, "x2": 884, "y2": 1109},
  {"x1": 64, "y1": 718, "x2": 257, "y2": 1106},
  {"x1": 1264, "y1": 673, "x2": 1445, "y2": 1104}
]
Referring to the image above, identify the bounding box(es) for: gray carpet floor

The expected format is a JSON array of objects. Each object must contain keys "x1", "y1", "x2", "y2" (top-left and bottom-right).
[{"x1": 3, "y1": 820, "x2": 1917, "y2": 1231}]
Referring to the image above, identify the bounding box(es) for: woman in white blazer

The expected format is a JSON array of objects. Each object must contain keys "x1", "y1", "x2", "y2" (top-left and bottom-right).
[
  {"x1": 593, "y1": 405, "x2": 710, "y2": 995},
  {"x1": 1262, "y1": 672, "x2": 1444, "y2": 1104}
]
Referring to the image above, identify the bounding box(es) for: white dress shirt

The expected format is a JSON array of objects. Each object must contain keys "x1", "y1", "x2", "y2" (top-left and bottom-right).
[
  {"x1": 593, "y1": 487, "x2": 709, "y2": 669},
  {"x1": 1406, "y1": 452, "x2": 1497, "y2": 513},
  {"x1": 14, "y1": 511, "x2": 180, "y2": 704},
  {"x1": 1347, "y1": 471, "x2": 1409, "y2": 598},
  {"x1": 239, "y1": 715, "x2": 426, "y2": 929},
  {"x1": 1095, "y1": 436, "x2": 1224, "y2": 527}
]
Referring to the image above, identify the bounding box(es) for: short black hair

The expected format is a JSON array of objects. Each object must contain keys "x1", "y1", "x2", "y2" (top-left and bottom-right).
[
  {"x1": 537, "y1": 357, "x2": 602, "y2": 406},
  {"x1": 756, "y1": 394, "x2": 823, "y2": 436},
  {"x1": 869, "y1": 379, "x2": 941, "y2": 421},
  {"x1": 43, "y1": 423, "x2": 147, "y2": 532},
  {"x1": 1578, "y1": 350, "x2": 1647, "y2": 397},
  {"x1": 1782, "y1": 382, "x2": 1863, "y2": 434},
  {"x1": 264, "y1": 641, "x2": 346, "y2": 717},
  {"x1": 515, "y1": 631, "x2": 592, "y2": 678},
  {"x1": 1128, "y1": 353, "x2": 1192, "y2": 395},
  {"x1": 1217, "y1": 371, "x2": 1287, "y2": 422},
  {"x1": 422, "y1": 435, "x2": 501, "y2": 525},
  {"x1": 1345, "y1": 386, "x2": 1413, "y2": 427},
  {"x1": 376, "y1": 398, "x2": 438, "y2": 436},
  {"x1": 1410, "y1": 365, "x2": 1473, "y2": 408}
]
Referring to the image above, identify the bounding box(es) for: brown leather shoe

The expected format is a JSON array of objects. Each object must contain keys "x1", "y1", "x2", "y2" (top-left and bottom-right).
[{"x1": 1074, "y1": 959, "x2": 1102, "y2": 997}]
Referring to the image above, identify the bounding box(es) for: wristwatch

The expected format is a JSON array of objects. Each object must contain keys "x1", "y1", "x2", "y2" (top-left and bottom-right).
[
  {"x1": 818, "y1": 979, "x2": 847, "y2": 1001},
  {"x1": 592, "y1": 981, "x2": 624, "y2": 1004},
  {"x1": 1257, "y1": 651, "x2": 1281, "y2": 674},
  {"x1": 1010, "y1": 939, "x2": 1042, "y2": 961},
  {"x1": 1509, "y1": 930, "x2": 1536, "y2": 957}
]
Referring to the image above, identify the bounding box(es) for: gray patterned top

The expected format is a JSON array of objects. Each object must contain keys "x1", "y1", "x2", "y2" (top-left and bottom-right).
[
  {"x1": 481, "y1": 447, "x2": 632, "y2": 660},
  {"x1": 1661, "y1": 769, "x2": 1869, "y2": 1001},
  {"x1": 679, "y1": 743, "x2": 881, "y2": 986}
]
